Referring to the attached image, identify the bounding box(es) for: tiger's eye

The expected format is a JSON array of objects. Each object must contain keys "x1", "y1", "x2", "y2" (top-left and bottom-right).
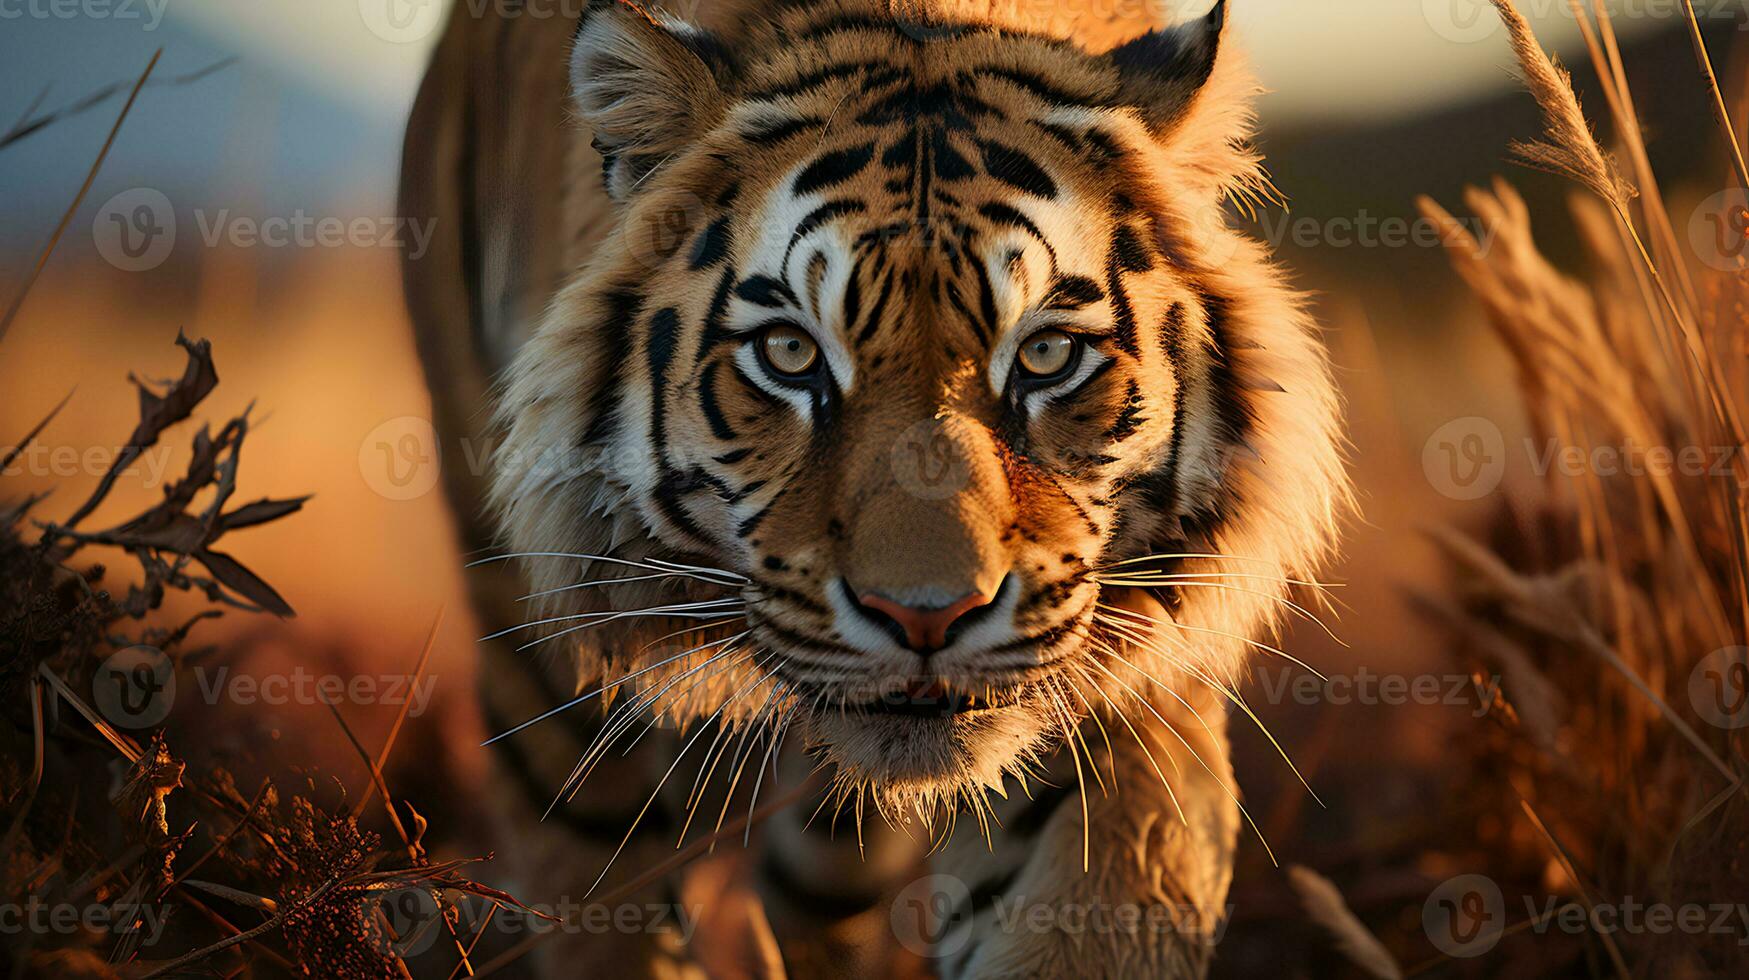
[
  {"x1": 761, "y1": 324, "x2": 820, "y2": 377},
  {"x1": 1017, "y1": 330, "x2": 1077, "y2": 378}
]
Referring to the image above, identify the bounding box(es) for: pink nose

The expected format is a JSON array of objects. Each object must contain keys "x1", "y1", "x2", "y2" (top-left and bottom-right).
[{"x1": 856, "y1": 590, "x2": 994, "y2": 653}]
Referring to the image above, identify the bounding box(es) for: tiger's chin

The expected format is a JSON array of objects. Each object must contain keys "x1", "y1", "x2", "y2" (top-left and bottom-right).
[{"x1": 803, "y1": 681, "x2": 1077, "y2": 820}]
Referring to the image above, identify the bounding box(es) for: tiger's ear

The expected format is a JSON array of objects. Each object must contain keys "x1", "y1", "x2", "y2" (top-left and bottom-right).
[
  {"x1": 1105, "y1": 0, "x2": 1226, "y2": 132},
  {"x1": 571, "y1": 0, "x2": 730, "y2": 199}
]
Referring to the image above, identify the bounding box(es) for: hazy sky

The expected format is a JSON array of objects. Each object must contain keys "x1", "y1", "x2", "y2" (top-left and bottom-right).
[{"x1": 0, "y1": 0, "x2": 1698, "y2": 251}]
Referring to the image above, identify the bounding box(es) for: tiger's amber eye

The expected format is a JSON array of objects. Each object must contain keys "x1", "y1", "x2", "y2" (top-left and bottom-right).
[
  {"x1": 761, "y1": 324, "x2": 820, "y2": 377},
  {"x1": 1017, "y1": 330, "x2": 1077, "y2": 378}
]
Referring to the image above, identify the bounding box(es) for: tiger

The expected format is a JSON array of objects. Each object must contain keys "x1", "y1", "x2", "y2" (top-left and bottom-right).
[{"x1": 397, "y1": 0, "x2": 1347, "y2": 976}]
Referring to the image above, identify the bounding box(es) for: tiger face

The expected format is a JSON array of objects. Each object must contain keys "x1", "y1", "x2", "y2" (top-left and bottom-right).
[{"x1": 493, "y1": 0, "x2": 1345, "y2": 818}]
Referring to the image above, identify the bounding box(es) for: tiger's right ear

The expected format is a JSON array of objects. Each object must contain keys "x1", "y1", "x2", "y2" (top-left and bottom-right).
[{"x1": 571, "y1": 0, "x2": 731, "y2": 199}]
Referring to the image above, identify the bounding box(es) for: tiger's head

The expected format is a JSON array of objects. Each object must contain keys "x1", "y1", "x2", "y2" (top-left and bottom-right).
[{"x1": 492, "y1": 0, "x2": 1345, "y2": 819}]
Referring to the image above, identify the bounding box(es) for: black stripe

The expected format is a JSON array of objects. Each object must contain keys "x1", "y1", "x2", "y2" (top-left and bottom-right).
[
  {"x1": 857, "y1": 265, "x2": 897, "y2": 346},
  {"x1": 746, "y1": 61, "x2": 881, "y2": 101},
  {"x1": 973, "y1": 66, "x2": 1105, "y2": 107},
  {"x1": 976, "y1": 202, "x2": 1057, "y2": 265},
  {"x1": 971, "y1": 241, "x2": 999, "y2": 340},
  {"x1": 783, "y1": 199, "x2": 866, "y2": 269},
  {"x1": 1043, "y1": 274, "x2": 1104, "y2": 310},
  {"x1": 1202, "y1": 290, "x2": 1254, "y2": 444},
  {"x1": 1030, "y1": 119, "x2": 1083, "y2": 152},
  {"x1": 579, "y1": 289, "x2": 643, "y2": 445},
  {"x1": 737, "y1": 275, "x2": 798, "y2": 309},
  {"x1": 737, "y1": 486, "x2": 786, "y2": 538},
  {"x1": 978, "y1": 139, "x2": 1056, "y2": 199},
  {"x1": 744, "y1": 115, "x2": 823, "y2": 144},
  {"x1": 1105, "y1": 227, "x2": 1142, "y2": 357},
  {"x1": 931, "y1": 128, "x2": 976, "y2": 180},
  {"x1": 646, "y1": 307, "x2": 682, "y2": 443},
  {"x1": 1104, "y1": 379, "x2": 1146, "y2": 442},
  {"x1": 1112, "y1": 223, "x2": 1154, "y2": 274},
  {"x1": 698, "y1": 362, "x2": 739, "y2": 441},
  {"x1": 840, "y1": 258, "x2": 863, "y2": 336},
  {"x1": 794, "y1": 141, "x2": 877, "y2": 195},
  {"x1": 689, "y1": 216, "x2": 732, "y2": 270}
]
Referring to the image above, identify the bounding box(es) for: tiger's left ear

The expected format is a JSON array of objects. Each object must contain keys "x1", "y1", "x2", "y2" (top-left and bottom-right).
[
  {"x1": 571, "y1": 0, "x2": 732, "y2": 199},
  {"x1": 1105, "y1": 0, "x2": 1226, "y2": 132}
]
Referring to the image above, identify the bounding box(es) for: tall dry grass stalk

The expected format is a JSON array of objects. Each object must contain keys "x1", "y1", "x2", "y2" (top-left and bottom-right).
[{"x1": 1416, "y1": 1, "x2": 1749, "y2": 974}]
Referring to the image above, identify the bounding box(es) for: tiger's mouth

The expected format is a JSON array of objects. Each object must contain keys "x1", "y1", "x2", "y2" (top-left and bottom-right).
[{"x1": 852, "y1": 679, "x2": 1022, "y2": 718}]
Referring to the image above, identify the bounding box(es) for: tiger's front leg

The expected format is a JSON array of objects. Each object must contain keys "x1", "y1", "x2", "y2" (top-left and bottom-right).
[{"x1": 922, "y1": 682, "x2": 1240, "y2": 980}]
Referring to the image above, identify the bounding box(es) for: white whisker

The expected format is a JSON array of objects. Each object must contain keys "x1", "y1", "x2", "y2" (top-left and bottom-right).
[{"x1": 481, "y1": 630, "x2": 749, "y2": 746}]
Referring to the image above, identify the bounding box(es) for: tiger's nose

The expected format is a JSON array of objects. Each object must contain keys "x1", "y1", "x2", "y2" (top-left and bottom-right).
[{"x1": 853, "y1": 589, "x2": 995, "y2": 654}]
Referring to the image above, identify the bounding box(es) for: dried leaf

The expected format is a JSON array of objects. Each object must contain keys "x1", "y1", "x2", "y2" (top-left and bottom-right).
[{"x1": 195, "y1": 549, "x2": 295, "y2": 617}]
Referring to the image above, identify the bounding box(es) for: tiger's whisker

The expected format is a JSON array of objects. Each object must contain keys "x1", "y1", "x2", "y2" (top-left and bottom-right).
[
  {"x1": 514, "y1": 604, "x2": 747, "y2": 652},
  {"x1": 1060, "y1": 668, "x2": 1120, "y2": 795},
  {"x1": 519, "y1": 570, "x2": 733, "y2": 602},
  {"x1": 582, "y1": 658, "x2": 776, "y2": 899},
  {"x1": 1096, "y1": 602, "x2": 1326, "y2": 680},
  {"x1": 709, "y1": 678, "x2": 790, "y2": 851},
  {"x1": 486, "y1": 598, "x2": 745, "y2": 642},
  {"x1": 1071, "y1": 656, "x2": 1188, "y2": 826},
  {"x1": 559, "y1": 644, "x2": 756, "y2": 801},
  {"x1": 1095, "y1": 618, "x2": 1322, "y2": 808},
  {"x1": 481, "y1": 630, "x2": 748, "y2": 745},
  {"x1": 469, "y1": 550, "x2": 748, "y2": 584},
  {"x1": 1080, "y1": 655, "x2": 1277, "y2": 865}
]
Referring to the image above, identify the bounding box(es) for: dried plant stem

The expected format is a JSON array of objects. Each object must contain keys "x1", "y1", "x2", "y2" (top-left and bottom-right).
[
  {"x1": 353, "y1": 606, "x2": 446, "y2": 816},
  {"x1": 1517, "y1": 798, "x2": 1632, "y2": 980},
  {"x1": 1681, "y1": 0, "x2": 1749, "y2": 191},
  {"x1": 1571, "y1": 0, "x2": 1698, "y2": 309},
  {"x1": 0, "y1": 48, "x2": 160, "y2": 346},
  {"x1": 136, "y1": 878, "x2": 339, "y2": 979}
]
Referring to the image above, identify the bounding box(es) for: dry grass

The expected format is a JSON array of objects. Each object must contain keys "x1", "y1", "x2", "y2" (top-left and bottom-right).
[
  {"x1": 1405, "y1": 1, "x2": 1749, "y2": 975},
  {"x1": 0, "y1": 336, "x2": 551, "y2": 978}
]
